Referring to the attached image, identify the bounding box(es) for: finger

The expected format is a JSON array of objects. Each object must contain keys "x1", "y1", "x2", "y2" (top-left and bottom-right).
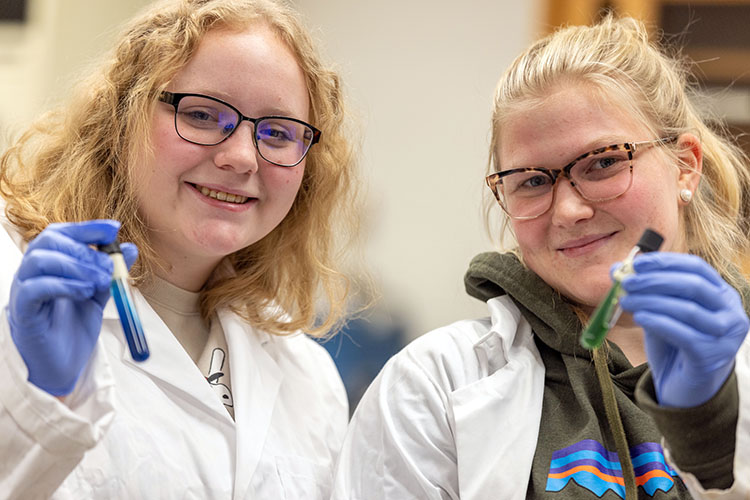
[
  {"x1": 621, "y1": 271, "x2": 726, "y2": 311},
  {"x1": 12, "y1": 277, "x2": 99, "y2": 315},
  {"x1": 27, "y1": 229, "x2": 115, "y2": 270},
  {"x1": 632, "y1": 252, "x2": 724, "y2": 287},
  {"x1": 17, "y1": 249, "x2": 112, "y2": 288},
  {"x1": 92, "y1": 286, "x2": 112, "y2": 309},
  {"x1": 120, "y1": 242, "x2": 139, "y2": 270},
  {"x1": 620, "y1": 293, "x2": 740, "y2": 338},
  {"x1": 634, "y1": 310, "x2": 713, "y2": 356},
  {"x1": 46, "y1": 220, "x2": 121, "y2": 246},
  {"x1": 637, "y1": 310, "x2": 739, "y2": 374}
]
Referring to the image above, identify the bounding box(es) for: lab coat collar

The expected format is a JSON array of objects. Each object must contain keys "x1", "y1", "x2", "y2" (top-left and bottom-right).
[
  {"x1": 104, "y1": 293, "x2": 286, "y2": 498},
  {"x1": 451, "y1": 296, "x2": 545, "y2": 499},
  {"x1": 103, "y1": 293, "x2": 236, "y2": 426}
]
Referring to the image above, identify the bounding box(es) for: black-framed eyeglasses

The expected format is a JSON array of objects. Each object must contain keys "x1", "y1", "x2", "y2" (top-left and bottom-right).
[
  {"x1": 485, "y1": 136, "x2": 678, "y2": 220},
  {"x1": 158, "y1": 91, "x2": 321, "y2": 167}
]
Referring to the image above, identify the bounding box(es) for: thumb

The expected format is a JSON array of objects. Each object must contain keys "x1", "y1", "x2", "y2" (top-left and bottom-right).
[{"x1": 120, "y1": 242, "x2": 139, "y2": 270}]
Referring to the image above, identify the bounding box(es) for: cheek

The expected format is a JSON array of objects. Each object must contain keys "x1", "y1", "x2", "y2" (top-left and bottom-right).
[
  {"x1": 511, "y1": 219, "x2": 547, "y2": 260},
  {"x1": 267, "y1": 166, "x2": 305, "y2": 198},
  {"x1": 621, "y1": 175, "x2": 679, "y2": 230},
  {"x1": 145, "y1": 112, "x2": 206, "y2": 179},
  {"x1": 128, "y1": 148, "x2": 156, "y2": 196},
  {"x1": 150, "y1": 138, "x2": 192, "y2": 177},
  {"x1": 510, "y1": 219, "x2": 558, "y2": 284}
]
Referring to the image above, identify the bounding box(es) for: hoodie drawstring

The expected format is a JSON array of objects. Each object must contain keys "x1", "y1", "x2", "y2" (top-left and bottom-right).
[{"x1": 593, "y1": 345, "x2": 637, "y2": 498}]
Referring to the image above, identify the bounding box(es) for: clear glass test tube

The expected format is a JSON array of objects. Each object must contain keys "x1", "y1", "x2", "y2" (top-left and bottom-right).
[
  {"x1": 580, "y1": 229, "x2": 664, "y2": 350},
  {"x1": 98, "y1": 241, "x2": 149, "y2": 361}
]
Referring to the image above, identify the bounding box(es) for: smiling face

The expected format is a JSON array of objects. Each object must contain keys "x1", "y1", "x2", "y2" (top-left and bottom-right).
[
  {"x1": 498, "y1": 84, "x2": 700, "y2": 308},
  {"x1": 134, "y1": 25, "x2": 310, "y2": 290}
]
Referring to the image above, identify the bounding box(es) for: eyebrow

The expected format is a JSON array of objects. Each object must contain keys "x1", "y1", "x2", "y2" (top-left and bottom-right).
[
  {"x1": 180, "y1": 88, "x2": 234, "y2": 101},
  {"x1": 169, "y1": 89, "x2": 304, "y2": 119},
  {"x1": 499, "y1": 135, "x2": 630, "y2": 172}
]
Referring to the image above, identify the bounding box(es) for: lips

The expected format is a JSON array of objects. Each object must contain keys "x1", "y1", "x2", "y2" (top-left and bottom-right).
[
  {"x1": 557, "y1": 231, "x2": 616, "y2": 255},
  {"x1": 189, "y1": 183, "x2": 251, "y2": 204}
]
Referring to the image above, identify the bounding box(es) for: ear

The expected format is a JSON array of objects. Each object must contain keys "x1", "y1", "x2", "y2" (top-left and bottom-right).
[{"x1": 674, "y1": 132, "x2": 703, "y2": 200}]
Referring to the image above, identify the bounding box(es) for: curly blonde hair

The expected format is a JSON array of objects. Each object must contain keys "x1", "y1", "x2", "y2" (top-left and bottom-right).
[
  {"x1": 485, "y1": 15, "x2": 750, "y2": 289},
  {"x1": 0, "y1": 0, "x2": 362, "y2": 337}
]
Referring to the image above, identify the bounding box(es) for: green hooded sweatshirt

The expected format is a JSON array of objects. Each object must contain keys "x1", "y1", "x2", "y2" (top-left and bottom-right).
[{"x1": 465, "y1": 252, "x2": 741, "y2": 499}]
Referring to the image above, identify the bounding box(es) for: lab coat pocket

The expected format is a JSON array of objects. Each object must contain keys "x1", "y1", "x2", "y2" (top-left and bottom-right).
[{"x1": 275, "y1": 455, "x2": 331, "y2": 500}]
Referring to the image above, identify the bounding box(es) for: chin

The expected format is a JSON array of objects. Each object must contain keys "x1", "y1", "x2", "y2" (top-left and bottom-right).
[
  {"x1": 208, "y1": 240, "x2": 255, "y2": 258},
  {"x1": 573, "y1": 283, "x2": 612, "y2": 308},
  {"x1": 190, "y1": 230, "x2": 255, "y2": 258}
]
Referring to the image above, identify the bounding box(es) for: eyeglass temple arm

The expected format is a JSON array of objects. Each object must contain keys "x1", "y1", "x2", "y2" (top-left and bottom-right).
[
  {"x1": 159, "y1": 91, "x2": 175, "y2": 105},
  {"x1": 632, "y1": 136, "x2": 678, "y2": 153}
]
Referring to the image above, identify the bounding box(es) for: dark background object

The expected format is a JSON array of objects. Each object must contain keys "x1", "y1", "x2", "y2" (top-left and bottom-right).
[
  {"x1": 661, "y1": 3, "x2": 750, "y2": 51},
  {"x1": 316, "y1": 314, "x2": 407, "y2": 415},
  {"x1": 0, "y1": 0, "x2": 27, "y2": 22}
]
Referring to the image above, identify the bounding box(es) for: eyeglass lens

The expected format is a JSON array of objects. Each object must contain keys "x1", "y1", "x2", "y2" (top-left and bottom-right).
[
  {"x1": 496, "y1": 148, "x2": 633, "y2": 218},
  {"x1": 174, "y1": 95, "x2": 314, "y2": 166}
]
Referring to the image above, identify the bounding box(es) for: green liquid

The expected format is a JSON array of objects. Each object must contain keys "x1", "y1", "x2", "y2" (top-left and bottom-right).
[{"x1": 580, "y1": 281, "x2": 623, "y2": 349}]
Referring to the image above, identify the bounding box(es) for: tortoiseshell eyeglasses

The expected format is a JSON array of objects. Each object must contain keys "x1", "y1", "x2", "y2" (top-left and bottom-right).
[{"x1": 485, "y1": 137, "x2": 678, "y2": 220}]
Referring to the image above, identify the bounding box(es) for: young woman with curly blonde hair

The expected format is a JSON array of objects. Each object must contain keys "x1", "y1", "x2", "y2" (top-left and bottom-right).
[{"x1": 0, "y1": 0, "x2": 362, "y2": 497}]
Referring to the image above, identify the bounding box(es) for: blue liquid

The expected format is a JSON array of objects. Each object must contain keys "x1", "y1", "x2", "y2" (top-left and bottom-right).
[{"x1": 111, "y1": 279, "x2": 149, "y2": 361}]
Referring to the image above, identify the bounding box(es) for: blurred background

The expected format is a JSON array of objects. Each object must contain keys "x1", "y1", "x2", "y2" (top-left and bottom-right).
[{"x1": 2, "y1": 0, "x2": 749, "y2": 411}]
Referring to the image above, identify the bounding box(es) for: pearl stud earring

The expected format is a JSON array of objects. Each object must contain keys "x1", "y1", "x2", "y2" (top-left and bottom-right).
[{"x1": 679, "y1": 189, "x2": 693, "y2": 203}]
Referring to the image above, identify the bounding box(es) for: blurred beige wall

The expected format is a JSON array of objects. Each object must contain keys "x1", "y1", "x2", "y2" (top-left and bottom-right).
[
  {"x1": 293, "y1": 0, "x2": 542, "y2": 339},
  {"x1": 0, "y1": 0, "x2": 152, "y2": 145},
  {"x1": 0, "y1": 0, "x2": 542, "y2": 341}
]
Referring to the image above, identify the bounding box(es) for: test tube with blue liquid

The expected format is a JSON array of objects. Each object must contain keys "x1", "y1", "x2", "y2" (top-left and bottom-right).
[
  {"x1": 98, "y1": 241, "x2": 149, "y2": 361},
  {"x1": 580, "y1": 228, "x2": 664, "y2": 350}
]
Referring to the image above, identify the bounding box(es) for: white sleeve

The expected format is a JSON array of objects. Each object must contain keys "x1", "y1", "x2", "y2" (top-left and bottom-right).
[
  {"x1": 0, "y1": 310, "x2": 115, "y2": 499},
  {"x1": 331, "y1": 348, "x2": 459, "y2": 500}
]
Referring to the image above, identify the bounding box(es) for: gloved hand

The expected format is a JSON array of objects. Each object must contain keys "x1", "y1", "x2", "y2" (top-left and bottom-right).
[
  {"x1": 618, "y1": 252, "x2": 749, "y2": 408},
  {"x1": 7, "y1": 220, "x2": 138, "y2": 396}
]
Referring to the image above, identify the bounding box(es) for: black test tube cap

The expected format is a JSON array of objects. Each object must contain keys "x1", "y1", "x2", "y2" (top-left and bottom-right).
[
  {"x1": 636, "y1": 229, "x2": 664, "y2": 253},
  {"x1": 98, "y1": 241, "x2": 122, "y2": 254}
]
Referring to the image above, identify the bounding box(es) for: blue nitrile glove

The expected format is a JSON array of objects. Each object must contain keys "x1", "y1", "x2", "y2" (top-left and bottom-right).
[
  {"x1": 6, "y1": 220, "x2": 138, "y2": 396},
  {"x1": 618, "y1": 252, "x2": 749, "y2": 408}
]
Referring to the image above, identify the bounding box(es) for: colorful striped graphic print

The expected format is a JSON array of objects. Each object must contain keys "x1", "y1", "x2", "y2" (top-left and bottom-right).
[{"x1": 546, "y1": 439, "x2": 680, "y2": 497}]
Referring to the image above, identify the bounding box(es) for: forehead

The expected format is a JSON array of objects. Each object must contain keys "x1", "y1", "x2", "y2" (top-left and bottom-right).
[
  {"x1": 168, "y1": 25, "x2": 309, "y2": 117},
  {"x1": 496, "y1": 85, "x2": 649, "y2": 171}
]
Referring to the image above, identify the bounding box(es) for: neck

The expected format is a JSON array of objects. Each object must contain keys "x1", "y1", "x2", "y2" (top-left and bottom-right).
[
  {"x1": 606, "y1": 313, "x2": 647, "y2": 366},
  {"x1": 151, "y1": 254, "x2": 219, "y2": 292}
]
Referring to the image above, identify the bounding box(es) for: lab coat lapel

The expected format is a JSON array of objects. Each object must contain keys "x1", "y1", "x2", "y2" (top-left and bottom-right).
[
  {"x1": 101, "y1": 291, "x2": 234, "y2": 424},
  {"x1": 218, "y1": 308, "x2": 282, "y2": 499},
  {"x1": 450, "y1": 296, "x2": 545, "y2": 500}
]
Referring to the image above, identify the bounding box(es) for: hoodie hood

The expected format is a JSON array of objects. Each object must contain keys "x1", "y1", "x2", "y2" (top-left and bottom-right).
[{"x1": 464, "y1": 251, "x2": 593, "y2": 360}]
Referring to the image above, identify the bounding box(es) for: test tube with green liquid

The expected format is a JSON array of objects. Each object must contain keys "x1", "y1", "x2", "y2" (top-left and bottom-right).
[{"x1": 580, "y1": 228, "x2": 664, "y2": 350}]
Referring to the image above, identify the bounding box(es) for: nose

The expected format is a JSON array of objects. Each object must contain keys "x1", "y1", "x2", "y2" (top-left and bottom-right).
[
  {"x1": 212, "y1": 121, "x2": 260, "y2": 174},
  {"x1": 548, "y1": 179, "x2": 594, "y2": 227}
]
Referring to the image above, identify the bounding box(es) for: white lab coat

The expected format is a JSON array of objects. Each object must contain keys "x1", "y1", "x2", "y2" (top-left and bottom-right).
[
  {"x1": 0, "y1": 215, "x2": 348, "y2": 499},
  {"x1": 332, "y1": 295, "x2": 750, "y2": 499}
]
